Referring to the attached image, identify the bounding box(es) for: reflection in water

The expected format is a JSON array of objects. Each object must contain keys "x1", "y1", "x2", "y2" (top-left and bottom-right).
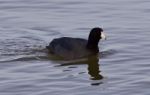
[
  {"x1": 87, "y1": 55, "x2": 103, "y2": 80},
  {"x1": 56, "y1": 54, "x2": 103, "y2": 81}
]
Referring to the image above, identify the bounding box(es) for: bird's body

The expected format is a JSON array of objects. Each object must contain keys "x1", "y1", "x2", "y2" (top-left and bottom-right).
[
  {"x1": 46, "y1": 27, "x2": 106, "y2": 60},
  {"x1": 47, "y1": 37, "x2": 94, "y2": 59}
]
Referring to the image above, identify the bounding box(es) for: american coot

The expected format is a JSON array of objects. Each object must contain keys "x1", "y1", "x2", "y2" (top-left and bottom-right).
[{"x1": 46, "y1": 27, "x2": 106, "y2": 60}]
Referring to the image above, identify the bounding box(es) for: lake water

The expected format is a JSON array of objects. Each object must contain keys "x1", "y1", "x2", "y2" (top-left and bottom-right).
[{"x1": 0, "y1": 0, "x2": 150, "y2": 95}]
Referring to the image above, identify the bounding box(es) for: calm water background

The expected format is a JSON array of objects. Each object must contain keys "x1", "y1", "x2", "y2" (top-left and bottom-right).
[{"x1": 0, "y1": 0, "x2": 150, "y2": 95}]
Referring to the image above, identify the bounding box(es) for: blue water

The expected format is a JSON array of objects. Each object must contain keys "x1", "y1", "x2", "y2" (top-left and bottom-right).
[{"x1": 0, "y1": 0, "x2": 150, "y2": 95}]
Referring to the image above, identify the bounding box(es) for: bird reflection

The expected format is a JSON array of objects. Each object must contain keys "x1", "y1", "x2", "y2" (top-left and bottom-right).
[
  {"x1": 87, "y1": 55, "x2": 103, "y2": 80},
  {"x1": 57, "y1": 54, "x2": 103, "y2": 81}
]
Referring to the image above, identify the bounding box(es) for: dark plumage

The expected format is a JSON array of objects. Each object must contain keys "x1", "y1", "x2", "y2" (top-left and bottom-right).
[{"x1": 46, "y1": 27, "x2": 106, "y2": 60}]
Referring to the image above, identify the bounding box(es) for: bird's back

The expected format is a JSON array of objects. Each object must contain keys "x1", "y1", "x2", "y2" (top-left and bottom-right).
[{"x1": 47, "y1": 37, "x2": 93, "y2": 59}]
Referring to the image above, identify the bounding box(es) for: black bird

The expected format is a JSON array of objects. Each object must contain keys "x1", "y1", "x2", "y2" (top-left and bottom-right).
[{"x1": 46, "y1": 27, "x2": 106, "y2": 60}]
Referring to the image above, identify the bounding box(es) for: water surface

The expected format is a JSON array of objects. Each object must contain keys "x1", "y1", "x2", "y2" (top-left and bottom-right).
[{"x1": 0, "y1": 0, "x2": 150, "y2": 95}]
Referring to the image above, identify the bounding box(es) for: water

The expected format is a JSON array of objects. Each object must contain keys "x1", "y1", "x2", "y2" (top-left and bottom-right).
[{"x1": 0, "y1": 0, "x2": 150, "y2": 95}]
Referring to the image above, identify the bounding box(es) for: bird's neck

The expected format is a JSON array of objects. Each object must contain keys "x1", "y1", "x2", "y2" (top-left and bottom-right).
[{"x1": 86, "y1": 40, "x2": 99, "y2": 53}]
